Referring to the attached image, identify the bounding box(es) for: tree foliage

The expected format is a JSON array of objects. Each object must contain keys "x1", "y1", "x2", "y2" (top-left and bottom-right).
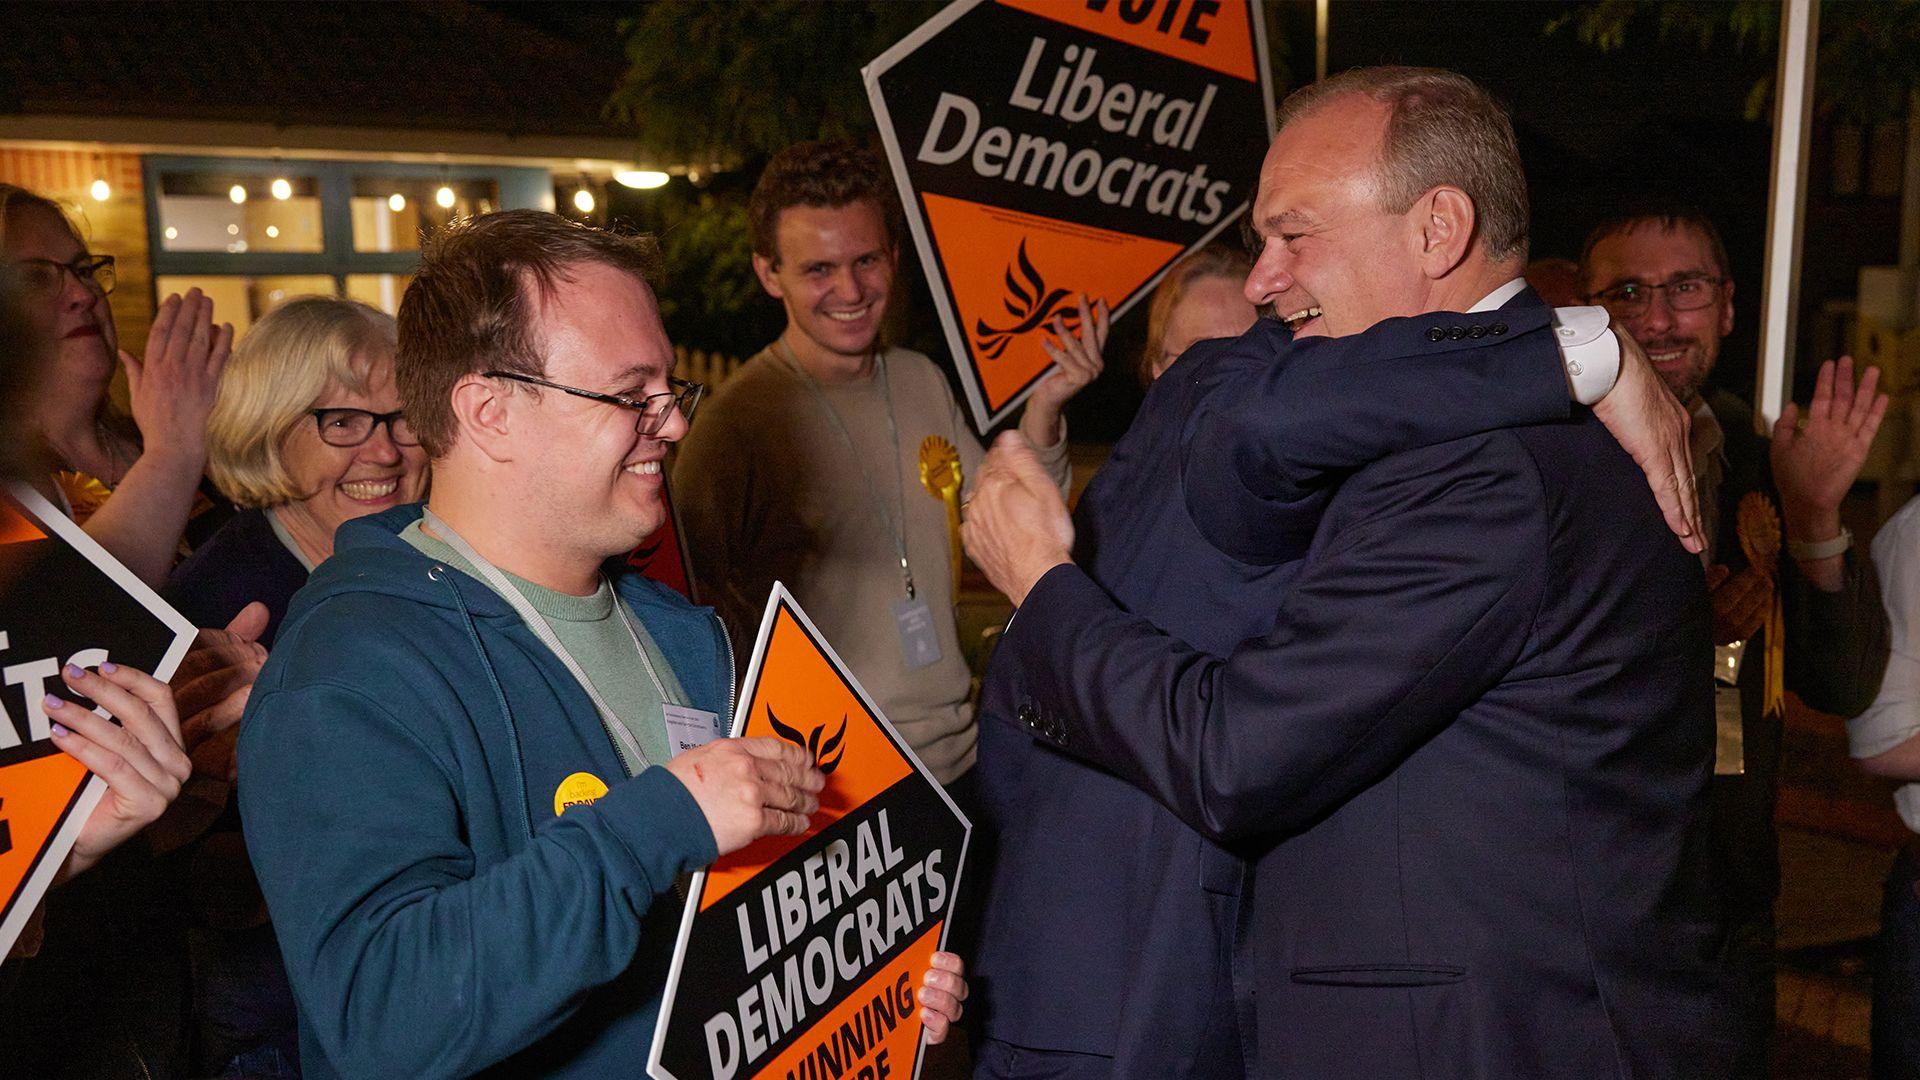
[
  {"x1": 647, "y1": 188, "x2": 787, "y2": 359},
  {"x1": 1548, "y1": 0, "x2": 1920, "y2": 123},
  {"x1": 607, "y1": 0, "x2": 944, "y2": 167}
]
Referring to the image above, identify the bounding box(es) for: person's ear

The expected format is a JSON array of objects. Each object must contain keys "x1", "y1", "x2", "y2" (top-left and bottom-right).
[
  {"x1": 1415, "y1": 186, "x2": 1476, "y2": 280},
  {"x1": 752, "y1": 252, "x2": 784, "y2": 299},
  {"x1": 1719, "y1": 277, "x2": 1735, "y2": 338},
  {"x1": 448, "y1": 374, "x2": 515, "y2": 463}
]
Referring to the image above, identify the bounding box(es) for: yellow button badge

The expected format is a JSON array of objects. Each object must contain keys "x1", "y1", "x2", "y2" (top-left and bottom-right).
[{"x1": 553, "y1": 771, "x2": 610, "y2": 817}]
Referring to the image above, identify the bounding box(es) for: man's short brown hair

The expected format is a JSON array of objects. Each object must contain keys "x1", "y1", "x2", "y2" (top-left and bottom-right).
[
  {"x1": 1275, "y1": 66, "x2": 1530, "y2": 263},
  {"x1": 747, "y1": 141, "x2": 901, "y2": 263},
  {"x1": 1577, "y1": 204, "x2": 1731, "y2": 298},
  {"x1": 396, "y1": 209, "x2": 663, "y2": 457}
]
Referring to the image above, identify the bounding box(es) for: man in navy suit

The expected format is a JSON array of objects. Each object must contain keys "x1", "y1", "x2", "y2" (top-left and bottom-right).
[{"x1": 965, "y1": 67, "x2": 1742, "y2": 1078}]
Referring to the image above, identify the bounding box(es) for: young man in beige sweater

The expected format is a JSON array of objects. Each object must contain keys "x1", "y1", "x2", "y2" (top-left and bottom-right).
[{"x1": 674, "y1": 141, "x2": 1101, "y2": 790}]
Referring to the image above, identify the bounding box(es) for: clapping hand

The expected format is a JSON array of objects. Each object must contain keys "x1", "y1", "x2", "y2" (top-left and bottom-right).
[
  {"x1": 1705, "y1": 564, "x2": 1770, "y2": 646},
  {"x1": 961, "y1": 431, "x2": 1076, "y2": 607},
  {"x1": 173, "y1": 602, "x2": 271, "y2": 782},
  {"x1": 123, "y1": 288, "x2": 234, "y2": 469}
]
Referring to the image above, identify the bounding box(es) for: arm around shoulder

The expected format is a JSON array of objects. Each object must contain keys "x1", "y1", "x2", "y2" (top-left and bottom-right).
[{"x1": 1182, "y1": 312, "x2": 1569, "y2": 561}]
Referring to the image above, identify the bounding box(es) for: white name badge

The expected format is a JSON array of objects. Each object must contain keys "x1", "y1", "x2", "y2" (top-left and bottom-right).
[
  {"x1": 893, "y1": 597, "x2": 942, "y2": 671},
  {"x1": 662, "y1": 703, "x2": 722, "y2": 756}
]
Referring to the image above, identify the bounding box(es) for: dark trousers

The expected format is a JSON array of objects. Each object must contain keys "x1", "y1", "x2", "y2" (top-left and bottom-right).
[{"x1": 1874, "y1": 845, "x2": 1920, "y2": 1079}]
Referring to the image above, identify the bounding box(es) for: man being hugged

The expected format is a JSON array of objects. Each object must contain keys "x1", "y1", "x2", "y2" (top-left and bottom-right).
[{"x1": 237, "y1": 211, "x2": 963, "y2": 1078}]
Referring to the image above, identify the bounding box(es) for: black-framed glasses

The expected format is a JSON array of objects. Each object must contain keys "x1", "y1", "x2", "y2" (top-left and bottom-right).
[
  {"x1": 483, "y1": 371, "x2": 703, "y2": 436},
  {"x1": 1591, "y1": 275, "x2": 1722, "y2": 317},
  {"x1": 13, "y1": 254, "x2": 115, "y2": 298},
  {"x1": 309, "y1": 408, "x2": 418, "y2": 448}
]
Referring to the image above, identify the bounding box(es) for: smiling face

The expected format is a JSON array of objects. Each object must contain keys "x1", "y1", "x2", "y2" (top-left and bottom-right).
[
  {"x1": 275, "y1": 346, "x2": 429, "y2": 544},
  {"x1": 1582, "y1": 221, "x2": 1732, "y2": 405},
  {"x1": 753, "y1": 200, "x2": 896, "y2": 375},
  {"x1": 515, "y1": 261, "x2": 686, "y2": 559},
  {"x1": 1152, "y1": 273, "x2": 1259, "y2": 379},
  {"x1": 1242, "y1": 95, "x2": 1433, "y2": 340},
  {"x1": 3, "y1": 202, "x2": 117, "y2": 383}
]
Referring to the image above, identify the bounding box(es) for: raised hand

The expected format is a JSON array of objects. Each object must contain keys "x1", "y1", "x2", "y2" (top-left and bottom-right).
[
  {"x1": 122, "y1": 288, "x2": 234, "y2": 469},
  {"x1": 1021, "y1": 293, "x2": 1109, "y2": 448},
  {"x1": 47, "y1": 661, "x2": 192, "y2": 881},
  {"x1": 664, "y1": 736, "x2": 824, "y2": 856},
  {"x1": 1772, "y1": 356, "x2": 1887, "y2": 540},
  {"x1": 1592, "y1": 323, "x2": 1703, "y2": 554}
]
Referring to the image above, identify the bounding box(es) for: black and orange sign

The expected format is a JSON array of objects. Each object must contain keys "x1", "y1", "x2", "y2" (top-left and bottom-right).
[
  {"x1": 628, "y1": 480, "x2": 697, "y2": 602},
  {"x1": 649, "y1": 585, "x2": 970, "y2": 1080},
  {"x1": 0, "y1": 483, "x2": 196, "y2": 957},
  {"x1": 864, "y1": 0, "x2": 1274, "y2": 432}
]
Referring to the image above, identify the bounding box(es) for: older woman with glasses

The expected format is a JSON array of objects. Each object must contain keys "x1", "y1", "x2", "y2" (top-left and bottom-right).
[
  {"x1": 168, "y1": 296, "x2": 428, "y2": 648},
  {"x1": 158, "y1": 295, "x2": 425, "y2": 1080},
  {"x1": 1, "y1": 183, "x2": 233, "y2": 587}
]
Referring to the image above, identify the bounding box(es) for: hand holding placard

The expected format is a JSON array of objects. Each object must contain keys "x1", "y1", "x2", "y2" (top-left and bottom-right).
[
  {"x1": 649, "y1": 586, "x2": 972, "y2": 1080},
  {"x1": 665, "y1": 738, "x2": 825, "y2": 856},
  {"x1": 47, "y1": 662, "x2": 191, "y2": 882}
]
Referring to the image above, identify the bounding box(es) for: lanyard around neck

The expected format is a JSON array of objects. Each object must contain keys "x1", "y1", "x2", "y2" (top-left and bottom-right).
[
  {"x1": 422, "y1": 508, "x2": 674, "y2": 771},
  {"x1": 776, "y1": 340, "x2": 916, "y2": 600}
]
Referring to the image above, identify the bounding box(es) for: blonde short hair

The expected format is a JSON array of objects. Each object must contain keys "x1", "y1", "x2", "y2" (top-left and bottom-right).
[
  {"x1": 1140, "y1": 243, "x2": 1252, "y2": 386},
  {"x1": 206, "y1": 296, "x2": 397, "y2": 507}
]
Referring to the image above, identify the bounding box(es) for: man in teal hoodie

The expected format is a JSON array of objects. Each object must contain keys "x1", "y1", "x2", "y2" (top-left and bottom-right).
[{"x1": 236, "y1": 211, "x2": 968, "y2": 1078}]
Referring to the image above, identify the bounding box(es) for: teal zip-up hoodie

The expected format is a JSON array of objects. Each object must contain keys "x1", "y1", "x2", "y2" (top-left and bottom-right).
[{"x1": 237, "y1": 504, "x2": 728, "y2": 1078}]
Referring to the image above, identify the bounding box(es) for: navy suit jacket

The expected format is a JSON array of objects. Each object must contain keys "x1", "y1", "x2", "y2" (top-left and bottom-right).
[
  {"x1": 974, "y1": 296, "x2": 1739, "y2": 1076},
  {"x1": 983, "y1": 290, "x2": 1751, "y2": 1068}
]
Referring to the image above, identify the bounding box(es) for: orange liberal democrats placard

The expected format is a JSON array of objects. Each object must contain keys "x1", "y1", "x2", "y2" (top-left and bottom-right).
[
  {"x1": 649, "y1": 584, "x2": 971, "y2": 1080},
  {"x1": 0, "y1": 483, "x2": 196, "y2": 958},
  {"x1": 865, "y1": 0, "x2": 1275, "y2": 433}
]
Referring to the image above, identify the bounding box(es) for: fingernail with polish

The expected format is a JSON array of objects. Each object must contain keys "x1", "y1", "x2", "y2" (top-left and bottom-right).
[
  {"x1": 100, "y1": 661, "x2": 117, "y2": 673},
  {"x1": 64, "y1": 664, "x2": 83, "y2": 680},
  {"x1": 44, "y1": 694, "x2": 64, "y2": 712},
  {"x1": 50, "y1": 722, "x2": 69, "y2": 738}
]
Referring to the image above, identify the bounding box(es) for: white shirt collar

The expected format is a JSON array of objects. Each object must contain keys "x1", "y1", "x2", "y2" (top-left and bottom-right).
[{"x1": 1467, "y1": 278, "x2": 1528, "y2": 313}]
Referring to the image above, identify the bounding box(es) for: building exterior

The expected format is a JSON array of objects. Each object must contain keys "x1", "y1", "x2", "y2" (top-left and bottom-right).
[{"x1": 0, "y1": 1, "x2": 672, "y2": 348}]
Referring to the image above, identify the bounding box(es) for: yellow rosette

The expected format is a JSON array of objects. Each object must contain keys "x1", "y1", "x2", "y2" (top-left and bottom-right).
[
  {"x1": 1737, "y1": 491, "x2": 1785, "y2": 717},
  {"x1": 918, "y1": 435, "x2": 963, "y2": 597}
]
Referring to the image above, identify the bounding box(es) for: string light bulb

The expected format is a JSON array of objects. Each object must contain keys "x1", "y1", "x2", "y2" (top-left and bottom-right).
[
  {"x1": 573, "y1": 187, "x2": 596, "y2": 214},
  {"x1": 229, "y1": 184, "x2": 247, "y2": 204},
  {"x1": 435, "y1": 185, "x2": 455, "y2": 209},
  {"x1": 388, "y1": 193, "x2": 406, "y2": 212},
  {"x1": 614, "y1": 169, "x2": 669, "y2": 190},
  {"x1": 270, "y1": 177, "x2": 292, "y2": 200},
  {"x1": 89, "y1": 178, "x2": 110, "y2": 201}
]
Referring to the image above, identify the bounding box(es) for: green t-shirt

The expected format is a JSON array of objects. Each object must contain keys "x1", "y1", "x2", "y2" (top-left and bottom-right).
[{"x1": 401, "y1": 521, "x2": 688, "y2": 775}]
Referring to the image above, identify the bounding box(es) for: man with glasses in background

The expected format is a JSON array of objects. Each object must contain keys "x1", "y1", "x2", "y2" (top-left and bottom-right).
[
  {"x1": 236, "y1": 210, "x2": 966, "y2": 1078},
  {"x1": 1581, "y1": 204, "x2": 1890, "y2": 1076}
]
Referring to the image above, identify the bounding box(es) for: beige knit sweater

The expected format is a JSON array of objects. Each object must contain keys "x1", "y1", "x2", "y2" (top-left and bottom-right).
[{"x1": 673, "y1": 346, "x2": 1068, "y2": 782}]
